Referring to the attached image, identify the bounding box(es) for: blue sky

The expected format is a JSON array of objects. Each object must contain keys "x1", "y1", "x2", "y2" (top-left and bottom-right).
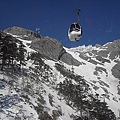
[{"x1": 0, "y1": 0, "x2": 120, "y2": 48}]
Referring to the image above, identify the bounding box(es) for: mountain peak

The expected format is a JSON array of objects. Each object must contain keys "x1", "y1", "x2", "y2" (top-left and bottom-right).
[{"x1": 4, "y1": 26, "x2": 41, "y2": 40}]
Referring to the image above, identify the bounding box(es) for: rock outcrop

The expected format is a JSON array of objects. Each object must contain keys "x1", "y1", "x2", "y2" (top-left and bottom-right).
[
  {"x1": 31, "y1": 36, "x2": 64, "y2": 60},
  {"x1": 111, "y1": 63, "x2": 120, "y2": 79},
  {"x1": 4, "y1": 26, "x2": 41, "y2": 40},
  {"x1": 31, "y1": 36, "x2": 81, "y2": 66}
]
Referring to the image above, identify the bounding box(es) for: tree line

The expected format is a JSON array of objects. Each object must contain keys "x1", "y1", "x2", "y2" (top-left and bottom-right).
[{"x1": 0, "y1": 33, "x2": 26, "y2": 71}]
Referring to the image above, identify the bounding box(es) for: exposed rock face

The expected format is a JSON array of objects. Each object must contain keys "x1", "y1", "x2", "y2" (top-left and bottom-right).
[
  {"x1": 97, "y1": 50, "x2": 109, "y2": 58},
  {"x1": 96, "y1": 56, "x2": 110, "y2": 63},
  {"x1": 4, "y1": 26, "x2": 41, "y2": 40},
  {"x1": 60, "y1": 52, "x2": 81, "y2": 66},
  {"x1": 31, "y1": 36, "x2": 81, "y2": 66},
  {"x1": 105, "y1": 40, "x2": 120, "y2": 60},
  {"x1": 31, "y1": 36, "x2": 63, "y2": 60},
  {"x1": 106, "y1": 40, "x2": 120, "y2": 79},
  {"x1": 111, "y1": 63, "x2": 120, "y2": 79}
]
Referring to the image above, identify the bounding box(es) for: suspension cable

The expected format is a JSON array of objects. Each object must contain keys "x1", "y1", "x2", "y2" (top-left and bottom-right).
[{"x1": 75, "y1": 8, "x2": 81, "y2": 23}]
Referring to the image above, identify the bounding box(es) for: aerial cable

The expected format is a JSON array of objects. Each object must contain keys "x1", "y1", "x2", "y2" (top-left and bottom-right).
[
  {"x1": 74, "y1": 8, "x2": 81, "y2": 23},
  {"x1": 35, "y1": 0, "x2": 40, "y2": 33}
]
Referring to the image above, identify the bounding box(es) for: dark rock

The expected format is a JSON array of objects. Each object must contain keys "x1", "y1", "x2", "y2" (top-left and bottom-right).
[
  {"x1": 96, "y1": 56, "x2": 110, "y2": 63},
  {"x1": 109, "y1": 50, "x2": 120, "y2": 60},
  {"x1": 105, "y1": 39, "x2": 120, "y2": 51},
  {"x1": 93, "y1": 71, "x2": 98, "y2": 76},
  {"x1": 31, "y1": 36, "x2": 63, "y2": 60},
  {"x1": 88, "y1": 59, "x2": 98, "y2": 65},
  {"x1": 111, "y1": 63, "x2": 120, "y2": 79},
  {"x1": 105, "y1": 40, "x2": 120, "y2": 60},
  {"x1": 38, "y1": 111, "x2": 53, "y2": 120},
  {"x1": 92, "y1": 50, "x2": 97, "y2": 55},
  {"x1": 31, "y1": 36, "x2": 81, "y2": 66},
  {"x1": 101, "y1": 86, "x2": 109, "y2": 94},
  {"x1": 95, "y1": 66, "x2": 108, "y2": 74},
  {"x1": 60, "y1": 52, "x2": 81, "y2": 66},
  {"x1": 99, "y1": 80, "x2": 109, "y2": 88},
  {"x1": 79, "y1": 53, "x2": 89, "y2": 61},
  {"x1": 52, "y1": 109, "x2": 62, "y2": 120},
  {"x1": 117, "y1": 84, "x2": 120, "y2": 95},
  {"x1": 98, "y1": 50, "x2": 110, "y2": 58}
]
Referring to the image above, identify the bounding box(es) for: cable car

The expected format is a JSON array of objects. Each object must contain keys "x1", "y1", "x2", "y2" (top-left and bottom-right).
[
  {"x1": 68, "y1": 9, "x2": 82, "y2": 41},
  {"x1": 68, "y1": 22, "x2": 82, "y2": 41}
]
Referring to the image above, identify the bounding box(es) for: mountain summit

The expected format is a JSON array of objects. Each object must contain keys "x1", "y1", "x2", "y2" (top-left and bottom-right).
[{"x1": 0, "y1": 26, "x2": 120, "y2": 120}]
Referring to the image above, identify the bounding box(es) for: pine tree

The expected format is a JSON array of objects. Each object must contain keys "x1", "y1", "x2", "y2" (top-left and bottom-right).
[
  {"x1": 0, "y1": 34, "x2": 26, "y2": 71},
  {"x1": 17, "y1": 42, "x2": 26, "y2": 67}
]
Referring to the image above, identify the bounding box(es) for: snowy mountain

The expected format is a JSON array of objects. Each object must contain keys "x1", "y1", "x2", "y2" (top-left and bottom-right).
[{"x1": 0, "y1": 26, "x2": 120, "y2": 120}]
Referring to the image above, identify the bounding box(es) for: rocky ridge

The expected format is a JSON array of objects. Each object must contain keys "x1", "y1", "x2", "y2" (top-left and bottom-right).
[{"x1": 4, "y1": 26, "x2": 81, "y2": 66}]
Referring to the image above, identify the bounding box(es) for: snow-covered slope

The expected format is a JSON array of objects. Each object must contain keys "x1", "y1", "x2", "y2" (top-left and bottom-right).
[
  {"x1": 65, "y1": 45, "x2": 120, "y2": 116},
  {"x1": 0, "y1": 27, "x2": 120, "y2": 120},
  {"x1": 0, "y1": 32, "x2": 79, "y2": 120}
]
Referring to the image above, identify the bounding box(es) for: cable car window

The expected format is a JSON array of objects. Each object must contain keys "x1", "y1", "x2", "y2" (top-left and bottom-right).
[
  {"x1": 75, "y1": 23, "x2": 80, "y2": 29},
  {"x1": 70, "y1": 24, "x2": 75, "y2": 32}
]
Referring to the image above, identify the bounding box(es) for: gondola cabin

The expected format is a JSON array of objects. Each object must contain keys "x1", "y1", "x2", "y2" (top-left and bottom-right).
[{"x1": 68, "y1": 22, "x2": 82, "y2": 41}]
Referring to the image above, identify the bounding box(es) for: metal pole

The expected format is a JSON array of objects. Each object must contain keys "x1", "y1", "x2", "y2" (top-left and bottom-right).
[{"x1": 75, "y1": 9, "x2": 80, "y2": 23}]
